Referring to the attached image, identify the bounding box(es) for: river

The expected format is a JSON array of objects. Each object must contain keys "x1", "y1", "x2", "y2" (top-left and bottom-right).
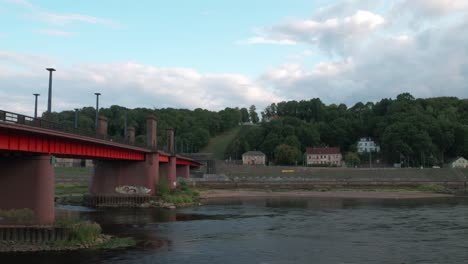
[{"x1": 2, "y1": 196, "x2": 468, "y2": 264}]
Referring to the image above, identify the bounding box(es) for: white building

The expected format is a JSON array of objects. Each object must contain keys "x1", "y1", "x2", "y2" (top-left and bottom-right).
[
  {"x1": 242, "y1": 151, "x2": 266, "y2": 165},
  {"x1": 357, "y1": 138, "x2": 380, "y2": 153},
  {"x1": 448, "y1": 157, "x2": 468, "y2": 168},
  {"x1": 306, "y1": 147, "x2": 342, "y2": 166}
]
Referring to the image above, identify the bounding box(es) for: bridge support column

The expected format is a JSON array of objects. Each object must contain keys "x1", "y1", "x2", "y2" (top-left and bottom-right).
[
  {"x1": 0, "y1": 155, "x2": 54, "y2": 225},
  {"x1": 90, "y1": 153, "x2": 159, "y2": 195},
  {"x1": 159, "y1": 156, "x2": 177, "y2": 190},
  {"x1": 176, "y1": 165, "x2": 190, "y2": 178}
]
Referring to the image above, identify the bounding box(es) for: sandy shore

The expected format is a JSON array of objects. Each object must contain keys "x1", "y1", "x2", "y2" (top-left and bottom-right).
[{"x1": 200, "y1": 189, "x2": 453, "y2": 200}]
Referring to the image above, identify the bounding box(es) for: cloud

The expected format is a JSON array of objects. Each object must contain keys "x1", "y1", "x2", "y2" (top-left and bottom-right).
[
  {"x1": 392, "y1": 0, "x2": 468, "y2": 20},
  {"x1": 238, "y1": 36, "x2": 296, "y2": 45},
  {"x1": 37, "y1": 12, "x2": 125, "y2": 28},
  {"x1": 312, "y1": 0, "x2": 384, "y2": 20},
  {"x1": 243, "y1": 10, "x2": 385, "y2": 55},
  {"x1": 5, "y1": 0, "x2": 125, "y2": 28},
  {"x1": 0, "y1": 51, "x2": 284, "y2": 115},
  {"x1": 262, "y1": 17, "x2": 468, "y2": 105},
  {"x1": 36, "y1": 29, "x2": 75, "y2": 37}
]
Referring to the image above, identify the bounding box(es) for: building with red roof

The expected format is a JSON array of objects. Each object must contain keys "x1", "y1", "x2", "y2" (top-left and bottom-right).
[{"x1": 306, "y1": 147, "x2": 342, "y2": 166}]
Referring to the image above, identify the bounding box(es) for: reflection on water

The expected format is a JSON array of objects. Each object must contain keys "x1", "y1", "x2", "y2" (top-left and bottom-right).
[{"x1": 2, "y1": 196, "x2": 468, "y2": 264}]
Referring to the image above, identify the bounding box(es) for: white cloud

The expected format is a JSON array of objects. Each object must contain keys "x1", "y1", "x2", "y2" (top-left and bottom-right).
[
  {"x1": 0, "y1": 51, "x2": 284, "y2": 115},
  {"x1": 238, "y1": 37, "x2": 296, "y2": 45},
  {"x1": 243, "y1": 10, "x2": 385, "y2": 55},
  {"x1": 37, "y1": 12, "x2": 125, "y2": 28},
  {"x1": 5, "y1": 0, "x2": 125, "y2": 28},
  {"x1": 36, "y1": 29, "x2": 75, "y2": 37},
  {"x1": 392, "y1": 0, "x2": 468, "y2": 20},
  {"x1": 313, "y1": 0, "x2": 385, "y2": 20},
  {"x1": 262, "y1": 17, "x2": 468, "y2": 105}
]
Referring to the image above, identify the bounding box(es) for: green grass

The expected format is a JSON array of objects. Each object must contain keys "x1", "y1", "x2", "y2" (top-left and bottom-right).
[
  {"x1": 54, "y1": 167, "x2": 93, "y2": 177},
  {"x1": 55, "y1": 183, "x2": 88, "y2": 196},
  {"x1": 0, "y1": 208, "x2": 35, "y2": 224},
  {"x1": 159, "y1": 181, "x2": 200, "y2": 206},
  {"x1": 51, "y1": 219, "x2": 137, "y2": 249},
  {"x1": 97, "y1": 237, "x2": 137, "y2": 249},
  {"x1": 200, "y1": 126, "x2": 241, "y2": 159}
]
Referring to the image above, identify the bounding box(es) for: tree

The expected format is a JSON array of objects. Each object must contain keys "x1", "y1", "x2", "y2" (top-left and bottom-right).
[
  {"x1": 274, "y1": 144, "x2": 302, "y2": 165},
  {"x1": 249, "y1": 105, "x2": 259, "y2": 123},
  {"x1": 240, "y1": 108, "x2": 250, "y2": 123},
  {"x1": 345, "y1": 152, "x2": 360, "y2": 167}
]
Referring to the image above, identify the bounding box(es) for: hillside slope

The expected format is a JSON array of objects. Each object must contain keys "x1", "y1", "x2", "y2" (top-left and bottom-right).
[{"x1": 200, "y1": 126, "x2": 241, "y2": 159}]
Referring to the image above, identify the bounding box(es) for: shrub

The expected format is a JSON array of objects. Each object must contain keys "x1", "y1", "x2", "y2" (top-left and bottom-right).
[
  {"x1": 0, "y1": 208, "x2": 35, "y2": 223},
  {"x1": 157, "y1": 177, "x2": 171, "y2": 196},
  {"x1": 55, "y1": 219, "x2": 102, "y2": 244}
]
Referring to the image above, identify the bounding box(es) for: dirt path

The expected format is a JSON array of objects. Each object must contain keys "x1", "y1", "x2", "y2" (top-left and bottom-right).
[{"x1": 200, "y1": 189, "x2": 453, "y2": 199}]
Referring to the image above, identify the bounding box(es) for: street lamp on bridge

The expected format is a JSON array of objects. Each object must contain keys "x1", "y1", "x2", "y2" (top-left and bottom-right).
[
  {"x1": 94, "y1": 93, "x2": 101, "y2": 129},
  {"x1": 46, "y1": 68, "x2": 56, "y2": 113},
  {"x1": 33, "y1": 93, "x2": 40, "y2": 118},
  {"x1": 74, "y1": 108, "x2": 79, "y2": 129}
]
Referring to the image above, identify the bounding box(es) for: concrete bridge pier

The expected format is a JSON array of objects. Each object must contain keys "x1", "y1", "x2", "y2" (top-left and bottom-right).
[
  {"x1": 0, "y1": 155, "x2": 54, "y2": 225},
  {"x1": 159, "y1": 156, "x2": 177, "y2": 190},
  {"x1": 176, "y1": 164, "x2": 191, "y2": 178},
  {"x1": 90, "y1": 152, "x2": 159, "y2": 195},
  {"x1": 89, "y1": 114, "x2": 161, "y2": 197}
]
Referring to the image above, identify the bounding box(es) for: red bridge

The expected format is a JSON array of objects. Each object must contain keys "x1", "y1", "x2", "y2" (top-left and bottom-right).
[{"x1": 0, "y1": 110, "x2": 200, "y2": 225}]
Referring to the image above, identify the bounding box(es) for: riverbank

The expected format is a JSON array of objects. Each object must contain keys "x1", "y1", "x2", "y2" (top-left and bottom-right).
[
  {"x1": 0, "y1": 220, "x2": 136, "y2": 253},
  {"x1": 200, "y1": 189, "x2": 454, "y2": 200}
]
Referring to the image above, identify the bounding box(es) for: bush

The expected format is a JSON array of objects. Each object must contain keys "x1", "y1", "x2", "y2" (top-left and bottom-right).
[
  {"x1": 0, "y1": 208, "x2": 35, "y2": 223},
  {"x1": 157, "y1": 177, "x2": 171, "y2": 196},
  {"x1": 55, "y1": 219, "x2": 102, "y2": 244}
]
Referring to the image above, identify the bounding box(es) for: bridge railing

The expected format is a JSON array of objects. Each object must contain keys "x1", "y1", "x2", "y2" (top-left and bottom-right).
[{"x1": 0, "y1": 109, "x2": 158, "y2": 151}]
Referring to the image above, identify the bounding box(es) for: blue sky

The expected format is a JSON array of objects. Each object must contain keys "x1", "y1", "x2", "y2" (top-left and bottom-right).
[
  {"x1": 1, "y1": 0, "x2": 322, "y2": 75},
  {"x1": 1, "y1": 0, "x2": 468, "y2": 115}
]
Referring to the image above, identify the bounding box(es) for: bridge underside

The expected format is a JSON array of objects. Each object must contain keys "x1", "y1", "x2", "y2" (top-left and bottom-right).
[
  {"x1": 0, "y1": 119, "x2": 199, "y2": 226},
  {"x1": 90, "y1": 153, "x2": 160, "y2": 195}
]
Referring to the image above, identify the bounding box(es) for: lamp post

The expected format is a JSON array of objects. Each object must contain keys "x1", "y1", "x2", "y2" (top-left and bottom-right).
[
  {"x1": 124, "y1": 108, "x2": 128, "y2": 139},
  {"x1": 74, "y1": 108, "x2": 79, "y2": 129},
  {"x1": 33, "y1": 93, "x2": 40, "y2": 118},
  {"x1": 46, "y1": 68, "x2": 56, "y2": 113},
  {"x1": 94, "y1": 93, "x2": 101, "y2": 129}
]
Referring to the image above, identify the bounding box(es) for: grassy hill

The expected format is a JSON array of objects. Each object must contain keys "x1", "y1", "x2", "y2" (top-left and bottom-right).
[{"x1": 200, "y1": 126, "x2": 241, "y2": 159}]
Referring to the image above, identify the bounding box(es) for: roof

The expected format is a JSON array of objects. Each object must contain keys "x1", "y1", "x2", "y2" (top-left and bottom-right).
[
  {"x1": 306, "y1": 147, "x2": 341, "y2": 155},
  {"x1": 447, "y1": 156, "x2": 467, "y2": 164},
  {"x1": 242, "y1": 151, "x2": 266, "y2": 156}
]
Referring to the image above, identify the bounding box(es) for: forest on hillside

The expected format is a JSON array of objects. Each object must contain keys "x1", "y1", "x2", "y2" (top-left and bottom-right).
[
  {"x1": 42, "y1": 105, "x2": 258, "y2": 153},
  {"x1": 44, "y1": 93, "x2": 468, "y2": 167},
  {"x1": 225, "y1": 93, "x2": 468, "y2": 167}
]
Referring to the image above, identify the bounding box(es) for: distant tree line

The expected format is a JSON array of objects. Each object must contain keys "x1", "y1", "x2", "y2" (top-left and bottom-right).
[
  {"x1": 225, "y1": 93, "x2": 468, "y2": 166},
  {"x1": 42, "y1": 105, "x2": 253, "y2": 153},
  {"x1": 42, "y1": 93, "x2": 468, "y2": 167}
]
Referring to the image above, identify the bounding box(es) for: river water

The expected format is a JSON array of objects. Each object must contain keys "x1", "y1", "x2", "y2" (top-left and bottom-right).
[{"x1": 2, "y1": 196, "x2": 468, "y2": 264}]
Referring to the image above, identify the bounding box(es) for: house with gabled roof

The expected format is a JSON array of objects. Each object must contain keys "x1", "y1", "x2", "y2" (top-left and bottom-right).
[
  {"x1": 448, "y1": 157, "x2": 467, "y2": 168},
  {"x1": 242, "y1": 151, "x2": 266, "y2": 165},
  {"x1": 306, "y1": 147, "x2": 342, "y2": 167}
]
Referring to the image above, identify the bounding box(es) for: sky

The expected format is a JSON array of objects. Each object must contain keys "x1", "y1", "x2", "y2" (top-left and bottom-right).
[{"x1": 1, "y1": 0, "x2": 468, "y2": 116}]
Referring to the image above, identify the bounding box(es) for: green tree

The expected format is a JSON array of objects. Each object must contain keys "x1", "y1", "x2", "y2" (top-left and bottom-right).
[
  {"x1": 249, "y1": 105, "x2": 259, "y2": 123},
  {"x1": 345, "y1": 152, "x2": 360, "y2": 167},
  {"x1": 274, "y1": 144, "x2": 302, "y2": 165},
  {"x1": 240, "y1": 107, "x2": 250, "y2": 123}
]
